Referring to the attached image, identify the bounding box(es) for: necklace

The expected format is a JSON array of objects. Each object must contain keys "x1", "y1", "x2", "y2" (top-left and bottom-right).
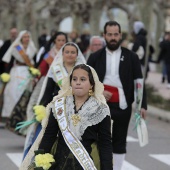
[
  {"x1": 74, "y1": 102, "x2": 83, "y2": 114},
  {"x1": 71, "y1": 96, "x2": 90, "y2": 126},
  {"x1": 73, "y1": 96, "x2": 90, "y2": 113},
  {"x1": 63, "y1": 63, "x2": 75, "y2": 74}
]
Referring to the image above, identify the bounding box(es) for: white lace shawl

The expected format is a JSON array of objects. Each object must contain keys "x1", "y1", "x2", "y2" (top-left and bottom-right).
[{"x1": 52, "y1": 95, "x2": 110, "y2": 140}]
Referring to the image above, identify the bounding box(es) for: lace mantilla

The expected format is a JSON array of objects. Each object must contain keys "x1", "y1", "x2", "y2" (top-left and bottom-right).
[{"x1": 53, "y1": 95, "x2": 110, "y2": 140}]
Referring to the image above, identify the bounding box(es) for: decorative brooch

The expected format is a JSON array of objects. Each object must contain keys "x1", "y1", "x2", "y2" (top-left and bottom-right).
[
  {"x1": 57, "y1": 107, "x2": 63, "y2": 116},
  {"x1": 71, "y1": 114, "x2": 81, "y2": 126}
]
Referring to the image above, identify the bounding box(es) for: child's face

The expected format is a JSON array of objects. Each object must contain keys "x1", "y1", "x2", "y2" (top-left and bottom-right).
[{"x1": 71, "y1": 68, "x2": 92, "y2": 98}]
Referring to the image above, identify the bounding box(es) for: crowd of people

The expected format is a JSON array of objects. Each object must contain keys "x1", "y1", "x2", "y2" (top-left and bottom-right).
[{"x1": 1, "y1": 19, "x2": 165, "y2": 170}]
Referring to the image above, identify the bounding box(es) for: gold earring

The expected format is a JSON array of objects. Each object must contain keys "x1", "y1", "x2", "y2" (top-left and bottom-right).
[{"x1": 88, "y1": 89, "x2": 93, "y2": 96}]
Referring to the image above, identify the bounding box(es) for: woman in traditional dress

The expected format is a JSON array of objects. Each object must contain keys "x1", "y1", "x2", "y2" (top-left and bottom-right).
[
  {"x1": 26, "y1": 32, "x2": 68, "y2": 121},
  {"x1": 1, "y1": 30, "x2": 37, "y2": 132},
  {"x1": 20, "y1": 64, "x2": 113, "y2": 170},
  {"x1": 37, "y1": 32, "x2": 68, "y2": 76},
  {"x1": 22, "y1": 42, "x2": 86, "y2": 159}
]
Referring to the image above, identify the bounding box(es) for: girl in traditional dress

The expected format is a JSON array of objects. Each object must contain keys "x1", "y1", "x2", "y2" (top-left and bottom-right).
[
  {"x1": 20, "y1": 64, "x2": 113, "y2": 170},
  {"x1": 1, "y1": 30, "x2": 37, "y2": 132},
  {"x1": 22, "y1": 42, "x2": 86, "y2": 159}
]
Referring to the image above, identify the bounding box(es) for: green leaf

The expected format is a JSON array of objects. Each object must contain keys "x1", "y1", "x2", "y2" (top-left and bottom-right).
[
  {"x1": 34, "y1": 149, "x2": 45, "y2": 156},
  {"x1": 34, "y1": 167, "x2": 44, "y2": 170}
]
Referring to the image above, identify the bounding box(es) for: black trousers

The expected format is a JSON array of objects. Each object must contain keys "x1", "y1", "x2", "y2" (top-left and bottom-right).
[
  {"x1": 107, "y1": 102, "x2": 132, "y2": 154},
  {"x1": 166, "y1": 63, "x2": 170, "y2": 83}
]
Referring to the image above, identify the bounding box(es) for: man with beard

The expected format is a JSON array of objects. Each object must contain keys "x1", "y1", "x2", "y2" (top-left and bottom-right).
[{"x1": 87, "y1": 21, "x2": 147, "y2": 170}]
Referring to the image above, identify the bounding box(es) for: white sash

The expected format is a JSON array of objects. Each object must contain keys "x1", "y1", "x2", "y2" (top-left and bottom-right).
[
  {"x1": 52, "y1": 64, "x2": 67, "y2": 87},
  {"x1": 54, "y1": 97, "x2": 97, "y2": 170}
]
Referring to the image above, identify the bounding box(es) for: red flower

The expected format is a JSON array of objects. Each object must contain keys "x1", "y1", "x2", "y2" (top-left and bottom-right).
[{"x1": 136, "y1": 83, "x2": 142, "y2": 89}]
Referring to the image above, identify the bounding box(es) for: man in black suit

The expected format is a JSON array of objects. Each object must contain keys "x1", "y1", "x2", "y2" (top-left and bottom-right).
[
  {"x1": 0, "y1": 28, "x2": 18, "y2": 73},
  {"x1": 87, "y1": 21, "x2": 147, "y2": 170}
]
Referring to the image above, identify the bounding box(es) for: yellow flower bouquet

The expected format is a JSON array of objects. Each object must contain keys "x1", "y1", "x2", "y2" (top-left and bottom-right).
[
  {"x1": 15, "y1": 105, "x2": 46, "y2": 131},
  {"x1": 29, "y1": 67, "x2": 41, "y2": 77},
  {"x1": 0, "y1": 73, "x2": 10, "y2": 83},
  {"x1": 28, "y1": 150, "x2": 55, "y2": 170},
  {"x1": 33, "y1": 105, "x2": 46, "y2": 122},
  {"x1": 35, "y1": 153, "x2": 55, "y2": 170}
]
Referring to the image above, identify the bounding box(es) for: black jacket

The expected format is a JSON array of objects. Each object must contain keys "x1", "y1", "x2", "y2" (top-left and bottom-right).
[
  {"x1": 132, "y1": 28, "x2": 147, "y2": 65},
  {"x1": 87, "y1": 47, "x2": 147, "y2": 110},
  {"x1": 0, "y1": 40, "x2": 14, "y2": 73},
  {"x1": 39, "y1": 77, "x2": 60, "y2": 106},
  {"x1": 157, "y1": 40, "x2": 170, "y2": 64}
]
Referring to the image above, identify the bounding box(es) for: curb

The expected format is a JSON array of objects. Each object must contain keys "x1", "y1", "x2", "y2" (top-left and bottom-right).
[{"x1": 148, "y1": 105, "x2": 170, "y2": 122}]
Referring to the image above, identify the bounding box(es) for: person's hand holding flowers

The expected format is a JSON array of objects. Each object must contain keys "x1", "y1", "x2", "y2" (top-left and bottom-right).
[{"x1": 15, "y1": 105, "x2": 46, "y2": 131}]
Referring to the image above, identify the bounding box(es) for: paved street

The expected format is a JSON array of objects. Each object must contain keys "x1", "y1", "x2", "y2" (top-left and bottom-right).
[
  {"x1": 0, "y1": 124, "x2": 25, "y2": 170},
  {"x1": 125, "y1": 115, "x2": 170, "y2": 170},
  {"x1": 1, "y1": 114, "x2": 170, "y2": 170}
]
